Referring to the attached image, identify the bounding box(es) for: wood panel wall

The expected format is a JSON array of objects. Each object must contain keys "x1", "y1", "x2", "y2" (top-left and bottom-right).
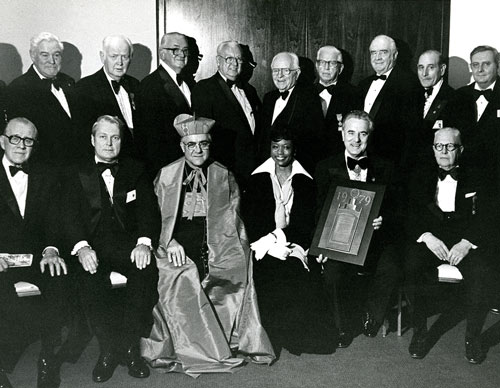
[{"x1": 158, "y1": 0, "x2": 450, "y2": 97}]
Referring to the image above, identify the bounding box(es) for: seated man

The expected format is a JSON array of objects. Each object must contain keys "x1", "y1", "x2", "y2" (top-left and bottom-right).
[
  {"x1": 405, "y1": 127, "x2": 495, "y2": 364},
  {"x1": 0, "y1": 118, "x2": 67, "y2": 388},
  {"x1": 315, "y1": 110, "x2": 402, "y2": 347},
  {"x1": 62, "y1": 115, "x2": 160, "y2": 383},
  {"x1": 141, "y1": 114, "x2": 275, "y2": 377}
]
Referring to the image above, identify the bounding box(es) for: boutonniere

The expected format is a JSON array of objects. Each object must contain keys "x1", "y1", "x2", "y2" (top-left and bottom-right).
[{"x1": 129, "y1": 93, "x2": 136, "y2": 110}]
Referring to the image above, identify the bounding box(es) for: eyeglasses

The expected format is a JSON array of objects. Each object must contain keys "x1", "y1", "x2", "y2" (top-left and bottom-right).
[
  {"x1": 271, "y1": 68, "x2": 298, "y2": 76},
  {"x1": 183, "y1": 141, "x2": 211, "y2": 151},
  {"x1": 316, "y1": 60, "x2": 342, "y2": 67},
  {"x1": 162, "y1": 47, "x2": 189, "y2": 57},
  {"x1": 218, "y1": 56, "x2": 244, "y2": 65},
  {"x1": 1, "y1": 134, "x2": 37, "y2": 147},
  {"x1": 433, "y1": 143, "x2": 461, "y2": 152}
]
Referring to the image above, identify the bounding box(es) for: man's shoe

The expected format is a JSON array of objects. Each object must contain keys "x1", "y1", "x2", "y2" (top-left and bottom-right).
[
  {"x1": 362, "y1": 311, "x2": 380, "y2": 338},
  {"x1": 337, "y1": 329, "x2": 353, "y2": 349},
  {"x1": 123, "y1": 344, "x2": 149, "y2": 379},
  {"x1": 465, "y1": 337, "x2": 486, "y2": 364},
  {"x1": 0, "y1": 369, "x2": 13, "y2": 388},
  {"x1": 37, "y1": 356, "x2": 61, "y2": 388},
  {"x1": 409, "y1": 331, "x2": 428, "y2": 359},
  {"x1": 92, "y1": 351, "x2": 120, "y2": 383}
]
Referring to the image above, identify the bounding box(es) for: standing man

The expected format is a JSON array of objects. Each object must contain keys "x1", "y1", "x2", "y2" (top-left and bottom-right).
[
  {"x1": 315, "y1": 45, "x2": 358, "y2": 154},
  {"x1": 0, "y1": 118, "x2": 68, "y2": 388},
  {"x1": 62, "y1": 115, "x2": 160, "y2": 383},
  {"x1": 191, "y1": 40, "x2": 261, "y2": 191},
  {"x1": 136, "y1": 32, "x2": 193, "y2": 177},
  {"x1": 405, "y1": 128, "x2": 495, "y2": 364},
  {"x1": 75, "y1": 35, "x2": 139, "y2": 158},
  {"x1": 357, "y1": 35, "x2": 421, "y2": 171},
  {"x1": 260, "y1": 52, "x2": 326, "y2": 174},
  {"x1": 416, "y1": 50, "x2": 456, "y2": 151},
  {"x1": 315, "y1": 110, "x2": 401, "y2": 347},
  {"x1": 6, "y1": 32, "x2": 83, "y2": 168}
]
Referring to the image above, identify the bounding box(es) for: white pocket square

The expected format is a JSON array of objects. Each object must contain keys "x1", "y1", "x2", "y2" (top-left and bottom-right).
[
  {"x1": 126, "y1": 190, "x2": 137, "y2": 203},
  {"x1": 465, "y1": 192, "x2": 476, "y2": 198}
]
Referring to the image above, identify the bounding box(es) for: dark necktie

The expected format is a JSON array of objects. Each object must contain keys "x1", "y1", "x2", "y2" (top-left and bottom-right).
[
  {"x1": 438, "y1": 167, "x2": 458, "y2": 181},
  {"x1": 347, "y1": 156, "x2": 369, "y2": 170},
  {"x1": 9, "y1": 164, "x2": 29, "y2": 177},
  {"x1": 317, "y1": 83, "x2": 336, "y2": 95},
  {"x1": 424, "y1": 87, "x2": 433, "y2": 99},
  {"x1": 473, "y1": 89, "x2": 492, "y2": 102},
  {"x1": 97, "y1": 162, "x2": 119, "y2": 177},
  {"x1": 373, "y1": 74, "x2": 387, "y2": 81},
  {"x1": 43, "y1": 77, "x2": 61, "y2": 91},
  {"x1": 279, "y1": 90, "x2": 289, "y2": 100},
  {"x1": 176, "y1": 73, "x2": 183, "y2": 86}
]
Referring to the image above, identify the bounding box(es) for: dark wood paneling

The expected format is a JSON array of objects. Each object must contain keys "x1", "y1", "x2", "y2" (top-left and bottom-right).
[{"x1": 158, "y1": 0, "x2": 450, "y2": 97}]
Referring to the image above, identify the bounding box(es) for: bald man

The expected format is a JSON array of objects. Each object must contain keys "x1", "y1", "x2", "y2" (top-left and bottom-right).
[
  {"x1": 315, "y1": 45, "x2": 359, "y2": 154},
  {"x1": 191, "y1": 40, "x2": 261, "y2": 191},
  {"x1": 136, "y1": 32, "x2": 194, "y2": 177},
  {"x1": 75, "y1": 35, "x2": 139, "y2": 159}
]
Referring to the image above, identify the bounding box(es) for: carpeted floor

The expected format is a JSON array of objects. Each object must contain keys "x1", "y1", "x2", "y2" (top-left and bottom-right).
[{"x1": 7, "y1": 313, "x2": 500, "y2": 388}]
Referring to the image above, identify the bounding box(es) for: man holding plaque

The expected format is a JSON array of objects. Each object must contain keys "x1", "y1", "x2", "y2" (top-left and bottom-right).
[
  {"x1": 405, "y1": 127, "x2": 496, "y2": 364},
  {"x1": 0, "y1": 117, "x2": 68, "y2": 388},
  {"x1": 315, "y1": 110, "x2": 402, "y2": 347}
]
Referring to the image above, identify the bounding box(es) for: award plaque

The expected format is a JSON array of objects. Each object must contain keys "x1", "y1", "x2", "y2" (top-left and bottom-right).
[{"x1": 310, "y1": 180, "x2": 385, "y2": 266}]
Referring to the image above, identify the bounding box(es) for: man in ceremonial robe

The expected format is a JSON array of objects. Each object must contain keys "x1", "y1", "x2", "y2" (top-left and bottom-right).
[{"x1": 141, "y1": 113, "x2": 275, "y2": 377}]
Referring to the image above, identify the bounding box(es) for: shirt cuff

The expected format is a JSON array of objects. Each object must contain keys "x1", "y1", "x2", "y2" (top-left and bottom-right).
[
  {"x1": 417, "y1": 232, "x2": 432, "y2": 243},
  {"x1": 136, "y1": 237, "x2": 152, "y2": 249},
  {"x1": 272, "y1": 228, "x2": 287, "y2": 244},
  {"x1": 71, "y1": 241, "x2": 91, "y2": 256},
  {"x1": 42, "y1": 246, "x2": 59, "y2": 256}
]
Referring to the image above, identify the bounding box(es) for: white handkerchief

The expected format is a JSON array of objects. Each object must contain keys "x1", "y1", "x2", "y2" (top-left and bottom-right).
[
  {"x1": 465, "y1": 192, "x2": 476, "y2": 198},
  {"x1": 126, "y1": 190, "x2": 136, "y2": 203}
]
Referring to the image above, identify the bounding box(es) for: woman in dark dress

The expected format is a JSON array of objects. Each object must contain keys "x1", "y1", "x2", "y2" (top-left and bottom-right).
[{"x1": 243, "y1": 124, "x2": 335, "y2": 356}]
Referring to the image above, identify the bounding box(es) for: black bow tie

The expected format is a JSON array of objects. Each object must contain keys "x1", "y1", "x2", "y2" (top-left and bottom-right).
[
  {"x1": 111, "y1": 79, "x2": 129, "y2": 94},
  {"x1": 42, "y1": 77, "x2": 62, "y2": 91},
  {"x1": 279, "y1": 90, "x2": 289, "y2": 100},
  {"x1": 373, "y1": 74, "x2": 387, "y2": 81},
  {"x1": 424, "y1": 87, "x2": 433, "y2": 99},
  {"x1": 226, "y1": 79, "x2": 242, "y2": 89},
  {"x1": 97, "y1": 162, "x2": 119, "y2": 177},
  {"x1": 176, "y1": 73, "x2": 183, "y2": 86},
  {"x1": 9, "y1": 164, "x2": 29, "y2": 177},
  {"x1": 347, "y1": 156, "x2": 368, "y2": 171},
  {"x1": 473, "y1": 88, "x2": 492, "y2": 102},
  {"x1": 317, "y1": 83, "x2": 336, "y2": 95},
  {"x1": 438, "y1": 167, "x2": 458, "y2": 181}
]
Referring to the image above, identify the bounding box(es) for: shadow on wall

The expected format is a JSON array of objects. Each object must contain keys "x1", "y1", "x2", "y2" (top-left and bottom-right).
[
  {"x1": 448, "y1": 56, "x2": 471, "y2": 89},
  {"x1": 298, "y1": 56, "x2": 316, "y2": 86},
  {"x1": 181, "y1": 36, "x2": 201, "y2": 87},
  {"x1": 61, "y1": 41, "x2": 82, "y2": 81},
  {"x1": 128, "y1": 44, "x2": 152, "y2": 81},
  {"x1": 339, "y1": 48, "x2": 354, "y2": 84},
  {"x1": 240, "y1": 43, "x2": 256, "y2": 84},
  {"x1": 0, "y1": 43, "x2": 23, "y2": 84}
]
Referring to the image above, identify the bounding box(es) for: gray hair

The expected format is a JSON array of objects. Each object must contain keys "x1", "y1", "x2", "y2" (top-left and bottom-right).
[
  {"x1": 272, "y1": 52, "x2": 300, "y2": 70},
  {"x1": 30, "y1": 32, "x2": 63, "y2": 54},
  {"x1": 4, "y1": 117, "x2": 38, "y2": 138},
  {"x1": 343, "y1": 110, "x2": 374, "y2": 133},
  {"x1": 317, "y1": 45, "x2": 343, "y2": 62},
  {"x1": 91, "y1": 115, "x2": 124, "y2": 137},
  {"x1": 102, "y1": 35, "x2": 134, "y2": 56}
]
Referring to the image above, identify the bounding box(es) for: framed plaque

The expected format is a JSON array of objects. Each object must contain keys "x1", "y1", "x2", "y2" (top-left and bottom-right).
[{"x1": 310, "y1": 180, "x2": 385, "y2": 266}]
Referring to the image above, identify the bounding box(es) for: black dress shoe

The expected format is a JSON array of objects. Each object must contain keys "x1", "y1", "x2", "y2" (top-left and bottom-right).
[
  {"x1": 37, "y1": 356, "x2": 61, "y2": 388},
  {"x1": 123, "y1": 344, "x2": 149, "y2": 379},
  {"x1": 465, "y1": 337, "x2": 486, "y2": 364},
  {"x1": 362, "y1": 311, "x2": 380, "y2": 338},
  {"x1": 0, "y1": 369, "x2": 13, "y2": 388},
  {"x1": 409, "y1": 331, "x2": 428, "y2": 359},
  {"x1": 337, "y1": 329, "x2": 353, "y2": 349},
  {"x1": 92, "y1": 351, "x2": 120, "y2": 383}
]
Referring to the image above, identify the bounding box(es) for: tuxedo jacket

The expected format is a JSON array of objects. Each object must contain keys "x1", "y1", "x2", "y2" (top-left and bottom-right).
[
  {"x1": 191, "y1": 72, "x2": 261, "y2": 188},
  {"x1": 315, "y1": 81, "x2": 360, "y2": 155},
  {"x1": 0, "y1": 163, "x2": 60, "y2": 262},
  {"x1": 406, "y1": 163, "x2": 496, "y2": 249},
  {"x1": 358, "y1": 66, "x2": 421, "y2": 169},
  {"x1": 260, "y1": 84, "x2": 327, "y2": 174},
  {"x1": 75, "y1": 68, "x2": 139, "y2": 158},
  {"x1": 243, "y1": 171, "x2": 316, "y2": 250},
  {"x1": 62, "y1": 157, "x2": 160, "y2": 250},
  {"x1": 135, "y1": 66, "x2": 193, "y2": 177},
  {"x1": 6, "y1": 66, "x2": 84, "y2": 167}
]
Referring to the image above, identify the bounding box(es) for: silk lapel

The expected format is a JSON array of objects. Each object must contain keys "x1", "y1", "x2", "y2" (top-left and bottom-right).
[
  {"x1": 111, "y1": 160, "x2": 129, "y2": 231},
  {"x1": 24, "y1": 168, "x2": 42, "y2": 222},
  {"x1": 0, "y1": 166, "x2": 23, "y2": 222},
  {"x1": 78, "y1": 161, "x2": 102, "y2": 232},
  {"x1": 158, "y1": 66, "x2": 191, "y2": 112},
  {"x1": 215, "y1": 74, "x2": 252, "y2": 131}
]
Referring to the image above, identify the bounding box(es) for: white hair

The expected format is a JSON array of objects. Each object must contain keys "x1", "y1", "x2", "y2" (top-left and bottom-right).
[
  {"x1": 30, "y1": 32, "x2": 63, "y2": 54},
  {"x1": 102, "y1": 35, "x2": 134, "y2": 56}
]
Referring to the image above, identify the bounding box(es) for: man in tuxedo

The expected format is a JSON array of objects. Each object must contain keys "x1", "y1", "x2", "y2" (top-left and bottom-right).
[
  {"x1": 416, "y1": 50, "x2": 456, "y2": 151},
  {"x1": 358, "y1": 35, "x2": 421, "y2": 173},
  {"x1": 75, "y1": 35, "x2": 139, "y2": 159},
  {"x1": 6, "y1": 32, "x2": 84, "y2": 168},
  {"x1": 0, "y1": 118, "x2": 68, "y2": 388},
  {"x1": 260, "y1": 52, "x2": 326, "y2": 174},
  {"x1": 62, "y1": 115, "x2": 160, "y2": 383},
  {"x1": 315, "y1": 46, "x2": 358, "y2": 154},
  {"x1": 315, "y1": 110, "x2": 401, "y2": 347},
  {"x1": 191, "y1": 40, "x2": 261, "y2": 191},
  {"x1": 405, "y1": 128, "x2": 495, "y2": 364},
  {"x1": 136, "y1": 32, "x2": 193, "y2": 177},
  {"x1": 452, "y1": 45, "x2": 500, "y2": 193}
]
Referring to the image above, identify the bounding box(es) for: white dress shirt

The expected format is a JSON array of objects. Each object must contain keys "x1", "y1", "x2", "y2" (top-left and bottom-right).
[
  {"x1": 345, "y1": 151, "x2": 368, "y2": 182},
  {"x1": 272, "y1": 86, "x2": 294, "y2": 124},
  {"x1": 218, "y1": 72, "x2": 255, "y2": 133},
  {"x1": 161, "y1": 60, "x2": 191, "y2": 107},
  {"x1": 474, "y1": 81, "x2": 495, "y2": 121},
  {"x1": 364, "y1": 68, "x2": 393, "y2": 114},
  {"x1": 423, "y1": 79, "x2": 443, "y2": 118},
  {"x1": 33, "y1": 65, "x2": 72, "y2": 118},
  {"x1": 2, "y1": 155, "x2": 28, "y2": 218},
  {"x1": 319, "y1": 81, "x2": 337, "y2": 115},
  {"x1": 103, "y1": 70, "x2": 134, "y2": 130}
]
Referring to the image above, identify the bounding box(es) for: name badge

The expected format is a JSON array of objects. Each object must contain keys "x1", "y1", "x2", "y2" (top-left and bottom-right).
[
  {"x1": 126, "y1": 190, "x2": 136, "y2": 203},
  {"x1": 0, "y1": 253, "x2": 33, "y2": 267},
  {"x1": 433, "y1": 120, "x2": 443, "y2": 129}
]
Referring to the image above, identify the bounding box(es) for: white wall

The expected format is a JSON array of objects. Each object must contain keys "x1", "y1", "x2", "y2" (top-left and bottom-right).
[{"x1": 0, "y1": 0, "x2": 156, "y2": 83}]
